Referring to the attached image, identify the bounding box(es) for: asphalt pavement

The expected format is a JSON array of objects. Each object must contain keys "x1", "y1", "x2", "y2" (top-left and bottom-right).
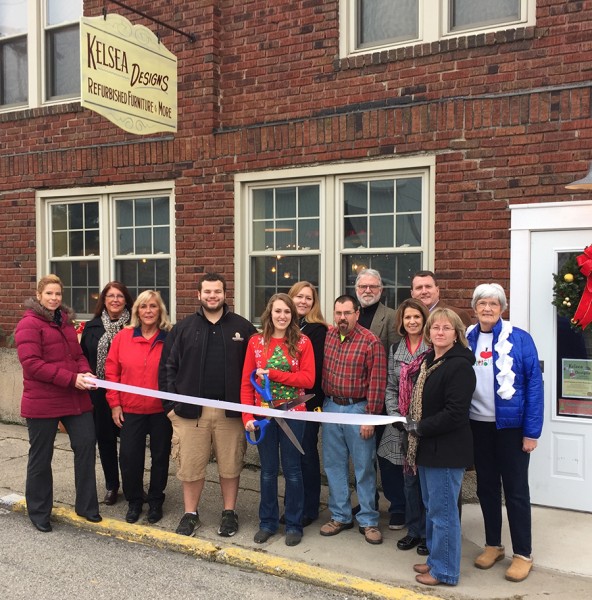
[{"x1": 1, "y1": 421, "x2": 591, "y2": 600}]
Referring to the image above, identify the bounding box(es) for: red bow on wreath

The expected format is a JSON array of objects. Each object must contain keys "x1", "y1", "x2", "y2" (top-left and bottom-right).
[{"x1": 573, "y1": 245, "x2": 592, "y2": 329}]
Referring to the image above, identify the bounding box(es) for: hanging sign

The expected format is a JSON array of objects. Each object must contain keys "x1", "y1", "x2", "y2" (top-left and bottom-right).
[{"x1": 80, "y1": 13, "x2": 177, "y2": 134}]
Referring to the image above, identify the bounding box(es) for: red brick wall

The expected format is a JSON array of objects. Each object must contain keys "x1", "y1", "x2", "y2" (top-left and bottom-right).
[{"x1": 1, "y1": 0, "x2": 591, "y2": 334}]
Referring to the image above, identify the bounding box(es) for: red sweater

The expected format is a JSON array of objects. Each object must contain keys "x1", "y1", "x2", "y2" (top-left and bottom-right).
[
  {"x1": 105, "y1": 327, "x2": 167, "y2": 414},
  {"x1": 240, "y1": 334, "x2": 315, "y2": 426}
]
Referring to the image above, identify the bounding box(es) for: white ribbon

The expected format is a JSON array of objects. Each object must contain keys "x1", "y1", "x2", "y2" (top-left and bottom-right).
[{"x1": 85, "y1": 377, "x2": 404, "y2": 426}]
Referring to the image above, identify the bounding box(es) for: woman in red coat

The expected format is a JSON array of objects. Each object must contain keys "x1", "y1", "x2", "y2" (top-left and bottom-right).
[
  {"x1": 105, "y1": 290, "x2": 172, "y2": 525},
  {"x1": 15, "y1": 275, "x2": 101, "y2": 532}
]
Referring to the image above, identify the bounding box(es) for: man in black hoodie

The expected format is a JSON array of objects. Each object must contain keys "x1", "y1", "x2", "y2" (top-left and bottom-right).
[{"x1": 158, "y1": 273, "x2": 256, "y2": 538}]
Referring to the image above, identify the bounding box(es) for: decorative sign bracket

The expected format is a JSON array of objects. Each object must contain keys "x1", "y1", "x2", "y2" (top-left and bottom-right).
[{"x1": 103, "y1": 0, "x2": 197, "y2": 43}]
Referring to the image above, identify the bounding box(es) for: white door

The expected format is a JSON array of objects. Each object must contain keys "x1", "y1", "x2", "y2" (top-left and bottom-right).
[{"x1": 529, "y1": 229, "x2": 592, "y2": 511}]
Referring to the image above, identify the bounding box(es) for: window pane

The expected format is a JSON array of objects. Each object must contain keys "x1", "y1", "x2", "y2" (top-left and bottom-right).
[
  {"x1": 47, "y1": 0, "x2": 83, "y2": 26},
  {"x1": 135, "y1": 227, "x2": 152, "y2": 254},
  {"x1": 344, "y1": 216, "x2": 368, "y2": 248},
  {"x1": 250, "y1": 254, "x2": 319, "y2": 322},
  {"x1": 358, "y1": 0, "x2": 418, "y2": 47},
  {"x1": 276, "y1": 220, "x2": 296, "y2": 250},
  {"x1": 396, "y1": 214, "x2": 422, "y2": 247},
  {"x1": 153, "y1": 226, "x2": 169, "y2": 253},
  {"x1": 369, "y1": 215, "x2": 394, "y2": 247},
  {"x1": 52, "y1": 231, "x2": 67, "y2": 256},
  {"x1": 69, "y1": 204, "x2": 83, "y2": 229},
  {"x1": 115, "y1": 259, "x2": 170, "y2": 307},
  {"x1": 0, "y1": 0, "x2": 27, "y2": 36},
  {"x1": 46, "y1": 25, "x2": 80, "y2": 98},
  {"x1": 135, "y1": 199, "x2": 152, "y2": 227},
  {"x1": 85, "y1": 230, "x2": 100, "y2": 255},
  {"x1": 117, "y1": 200, "x2": 133, "y2": 227},
  {"x1": 51, "y1": 204, "x2": 68, "y2": 229},
  {"x1": 1, "y1": 37, "x2": 28, "y2": 105},
  {"x1": 118, "y1": 229, "x2": 133, "y2": 254},
  {"x1": 69, "y1": 231, "x2": 83, "y2": 255},
  {"x1": 451, "y1": 0, "x2": 520, "y2": 31},
  {"x1": 276, "y1": 188, "x2": 296, "y2": 219},
  {"x1": 369, "y1": 180, "x2": 394, "y2": 214},
  {"x1": 253, "y1": 189, "x2": 274, "y2": 219},
  {"x1": 51, "y1": 259, "x2": 99, "y2": 315},
  {"x1": 344, "y1": 182, "x2": 367, "y2": 215},
  {"x1": 298, "y1": 219, "x2": 320, "y2": 250},
  {"x1": 153, "y1": 197, "x2": 169, "y2": 225},
  {"x1": 397, "y1": 178, "x2": 422, "y2": 212},
  {"x1": 298, "y1": 186, "x2": 319, "y2": 217},
  {"x1": 85, "y1": 202, "x2": 99, "y2": 228}
]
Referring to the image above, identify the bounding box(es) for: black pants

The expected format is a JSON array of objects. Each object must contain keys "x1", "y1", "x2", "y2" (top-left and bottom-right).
[
  {"x1": 92, "y1": 389, "x2": 120, "y2": 491},
  {"x1": 119, "y1": 412, "x2": 172, "y2": 505},
  {"x1": 26, "y1": 412, "x2": 99, "y2": 525},
  {"x1": 301, "y1": 420, "x2": 321, "y2": 520},
  {"x1": 471, "y1": 420, "x2": 532, "y2": 556}
]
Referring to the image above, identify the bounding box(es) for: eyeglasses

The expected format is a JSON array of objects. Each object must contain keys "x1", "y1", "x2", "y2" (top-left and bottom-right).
[
  {"x1": 475, "y1": 300, "x2": 501, "y2": 309},
  {"x1": 335, "y1": 311, "x2": 356, "y2": 317},
  {"x1": 430, "y1": 325, "x2": 455, "y2": 333},
  {"x1": 105, "y1": 294, "x2": 125, "y2": 300},
  {"x1": 356, "y1": 284, "x2": 380, "y2": 291}
]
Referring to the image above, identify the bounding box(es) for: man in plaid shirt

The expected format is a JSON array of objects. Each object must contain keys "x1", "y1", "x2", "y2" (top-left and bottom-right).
[{"x1": 319, "y1": 294, "x2": 387, "y2": 545}]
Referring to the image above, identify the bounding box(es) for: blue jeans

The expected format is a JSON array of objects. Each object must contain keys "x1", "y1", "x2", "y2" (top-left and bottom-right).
[
  {"x1": 471, "y1": 421, "x2": 532, "y2": 556},
  {"x1": 419, "y1": 466, "x2": 464, "y2": 585},
  {"x1": 404, "y1": 471, "x2": 426, "y2": 538},
  {"x1": 322, "y1": 398, "x2": 378, "y2": 527},
  {"x1": 256, "y1": 418, "x2": 305, "y2": 534},
  {"x1": 301, "y1": 420, "x2": 321, "y2": 521}
]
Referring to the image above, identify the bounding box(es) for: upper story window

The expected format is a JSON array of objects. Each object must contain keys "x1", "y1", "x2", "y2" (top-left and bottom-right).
[
  {"x1": 341, "y1": 0, "x2": 534, "y2": 56},
  {"x1": 38, "y1": 182, "x2": 175, "y2": 321},
  {"x1": 0, "y1": 0, "x2": 81, "y2": 111}
]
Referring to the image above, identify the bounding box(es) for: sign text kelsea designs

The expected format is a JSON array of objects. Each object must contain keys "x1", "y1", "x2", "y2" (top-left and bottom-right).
[{"x1": 80, "y1": 13, "x2": 177, "y2": 134}]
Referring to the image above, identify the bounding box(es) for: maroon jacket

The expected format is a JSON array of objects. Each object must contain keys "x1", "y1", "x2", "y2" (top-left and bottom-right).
[{"x1": 15, "y1": 298, "x2": 93, "y2": 419}]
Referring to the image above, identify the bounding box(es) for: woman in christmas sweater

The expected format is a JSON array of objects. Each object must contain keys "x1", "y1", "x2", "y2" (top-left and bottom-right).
[{"x1": 241, "y1": 293, "x2": 315, "y2": 547}]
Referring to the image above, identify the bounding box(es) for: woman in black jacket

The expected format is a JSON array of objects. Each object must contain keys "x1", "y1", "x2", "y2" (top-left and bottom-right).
[
  {"x1": 80, "y1": 281, "x2": 133, "y2": 505},
  {"x1": 288, "y1": 281, "x2": 328, "y2": 526},
  {"x1": 405, "y1": 308, "x2": 476, "y2": 587}
]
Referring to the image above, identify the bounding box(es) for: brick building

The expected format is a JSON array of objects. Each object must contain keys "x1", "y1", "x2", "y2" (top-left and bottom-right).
[{"x1": 2, "y1": 1, "x2": 592, "y2": 510}]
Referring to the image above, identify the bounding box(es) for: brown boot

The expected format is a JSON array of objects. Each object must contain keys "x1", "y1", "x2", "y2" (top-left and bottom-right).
[
  {"x1": 505, "y1": 555, "x2": 533, "y2": 582},
  {"x1": 474, "y1": 545, "x2": 505, "y2": 569}
]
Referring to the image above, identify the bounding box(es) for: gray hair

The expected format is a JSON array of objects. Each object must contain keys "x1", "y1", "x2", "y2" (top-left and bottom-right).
[
  {"x1": 355, "y1": 268, "x2": 383, "y2": 287},
  {"x1": 471, "y1": 283, "x2": 508, "y2": 312}
]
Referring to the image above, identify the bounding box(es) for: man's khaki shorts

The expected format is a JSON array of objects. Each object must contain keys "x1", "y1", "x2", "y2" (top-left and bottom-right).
[{"x1": 168, "y1": 406, "x2": 246, "y2": 481}]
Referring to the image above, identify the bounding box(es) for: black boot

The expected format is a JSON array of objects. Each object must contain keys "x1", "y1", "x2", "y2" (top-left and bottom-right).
[{"x1": 126, "y1": 502, "x2": 142, "y2": 523}]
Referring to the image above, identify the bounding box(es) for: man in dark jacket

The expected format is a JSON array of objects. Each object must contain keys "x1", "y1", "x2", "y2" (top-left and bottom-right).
[{"x1": 158, "y1": 273, "x2": 256, "y2": 537}]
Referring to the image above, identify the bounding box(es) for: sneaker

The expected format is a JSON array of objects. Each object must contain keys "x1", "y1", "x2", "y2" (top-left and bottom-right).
[
  {"x1": 358, "y1": 525, "x2": 382, "y2": 545},
  {"x1": 388, "y1": 513, "x2": 406, "y2": 530},
  {"x1": 147, "y1": 503, "x2": 163, "y2": 524},
  {"x1": 217, "y1": 510, "x2": 239, "y2": 537},
  {"x1": 175, "y1": 512, "x2": 201, "y2": 536},
  {"x1": 319, "y1": 519, "x2": 354, "y2": 536}
]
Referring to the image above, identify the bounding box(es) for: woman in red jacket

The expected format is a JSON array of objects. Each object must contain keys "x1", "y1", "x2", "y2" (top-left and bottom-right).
[
  {"x1": 105, "y1": 290, "x2": 172, "y2": 525},
  {"x1": 15, "y1": 275, "x2": 101, "y2": 532},
  {"x1": 241, "y1": 293, "x2": 315, "y2": 547}
]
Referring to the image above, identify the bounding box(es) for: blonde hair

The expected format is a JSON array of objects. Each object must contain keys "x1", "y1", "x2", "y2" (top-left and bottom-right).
[
  {"x1": 424, "y1": 307, "x2": 468, "y2": 348},
  {"x1": 288, "y1": 281, "x2": 328, "y2": 326},
  {"x1": 128, "y1": 290, "x2": 172, "y2": 331},
  {"x1": 37, "y1": 274, "x2": 63, "y2": 294}
]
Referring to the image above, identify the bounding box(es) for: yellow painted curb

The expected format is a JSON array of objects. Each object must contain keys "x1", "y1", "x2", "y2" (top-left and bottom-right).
[{"x1": 11, "y1": 499, "x2": 442, "y2": 600}]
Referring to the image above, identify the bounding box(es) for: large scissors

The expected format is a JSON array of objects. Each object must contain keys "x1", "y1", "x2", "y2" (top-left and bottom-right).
[{"x1": 245, "y1": 370, "x2": 314, "y2": 454}]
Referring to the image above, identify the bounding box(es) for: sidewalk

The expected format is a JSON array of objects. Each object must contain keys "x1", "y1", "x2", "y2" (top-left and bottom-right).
[{"x1": 1, "y1": 421, "x2": 591, "y2": 600}]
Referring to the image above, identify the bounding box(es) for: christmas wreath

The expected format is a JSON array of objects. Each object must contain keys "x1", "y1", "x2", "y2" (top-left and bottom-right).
[{"x1": 552, "y1": 252, "x2": 588, "y2": 328}]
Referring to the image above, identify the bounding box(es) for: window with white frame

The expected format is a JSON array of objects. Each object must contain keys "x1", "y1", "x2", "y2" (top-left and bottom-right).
[
  {"x1": 341, "y1": 0, "x2": 534, "y2": 57},
  {"x1": 236, "y1": 160, "x2": 433, "y2": 322},
  {"x1": 39, "y1": 184, "x2": 174, "y2": 320},
  {"x1": 0, "y1": 0, "x2": 81, "y2": 110}
]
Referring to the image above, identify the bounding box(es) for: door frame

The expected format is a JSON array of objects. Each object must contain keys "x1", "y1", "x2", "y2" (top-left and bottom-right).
[{"x1": 510, "y1": 200, "x2": 592, "y2": 328}]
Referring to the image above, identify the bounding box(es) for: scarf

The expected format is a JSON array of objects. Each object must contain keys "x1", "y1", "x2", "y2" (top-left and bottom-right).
[
  {"x1": 398, "y1": 350, "x2": 428, "y2": 416},
  {"x1": 405, "y1": 357, "x2": 443, "y2": 470},
  {"x1": 96, "y1": 308, "x2": 130, "y2": 378}
]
